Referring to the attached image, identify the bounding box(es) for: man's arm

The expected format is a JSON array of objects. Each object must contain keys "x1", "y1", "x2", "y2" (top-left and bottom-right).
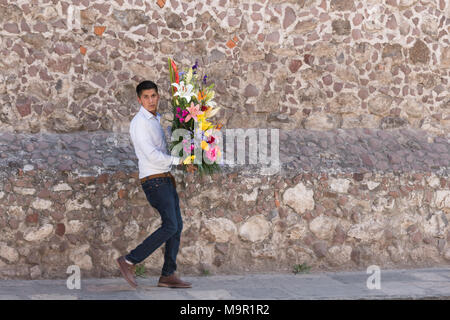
[{"x1": 133, "y1": 120, "x2": 181, "y2": 166}]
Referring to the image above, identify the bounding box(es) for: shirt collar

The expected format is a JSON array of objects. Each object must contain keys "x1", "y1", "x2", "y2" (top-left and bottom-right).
[{"x1": 139, "y1": 106, "x2": 160, "y2": 122}]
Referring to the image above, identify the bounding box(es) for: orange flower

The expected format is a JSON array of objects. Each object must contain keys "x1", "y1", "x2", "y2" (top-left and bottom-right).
[{"x1": 197, "y1": 91, "x2": 206, "y2": 101}]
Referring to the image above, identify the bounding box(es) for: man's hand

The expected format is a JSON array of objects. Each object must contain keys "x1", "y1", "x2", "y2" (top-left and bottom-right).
[
  {"x1": 186, "y1": 164, "x2": 197, "y2": 173},
  {"x1": 177, "y1": 158, "x2": 196, "y2": 172}
]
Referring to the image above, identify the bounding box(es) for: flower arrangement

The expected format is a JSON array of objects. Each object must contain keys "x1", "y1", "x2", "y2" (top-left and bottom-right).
[{"x1": 168, "y1": 58, "x2": 222, "y2": 175}]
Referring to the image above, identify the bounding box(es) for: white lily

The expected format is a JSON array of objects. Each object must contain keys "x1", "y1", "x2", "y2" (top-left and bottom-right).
[
  {"x1": 205, "y1": 99, "x2": 217, "y2": 108},
  {"x1": 172, "y1": 81, "x2": 195, "y2": 103},
  {"x1": 205, "y1": 106, "x2": 221, "y2": 118}
]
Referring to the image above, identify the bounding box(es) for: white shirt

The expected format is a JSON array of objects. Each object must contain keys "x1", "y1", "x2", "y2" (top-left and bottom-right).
[{"x1": 130, "y1": 106, "x2": 180, "y2": 179}]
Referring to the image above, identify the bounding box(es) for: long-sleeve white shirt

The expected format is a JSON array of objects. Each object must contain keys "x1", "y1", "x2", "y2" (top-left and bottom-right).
[{"x1": 130, "y1": 106, "x2": 180, "y2": 179}]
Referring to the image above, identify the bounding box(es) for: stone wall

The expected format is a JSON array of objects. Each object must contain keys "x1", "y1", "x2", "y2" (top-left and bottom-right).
[
  {"x1": 0, "y1": 0, "x2": 449, "y2": 134},
  {"x1": 1, "y1": 0, "x2": 450, "y2": 279},
  {"x1": 0, "y1": 129, "x2": 449, "y2": 279}
]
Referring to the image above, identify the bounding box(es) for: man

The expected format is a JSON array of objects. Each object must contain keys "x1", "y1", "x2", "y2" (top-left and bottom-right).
[{"x1": 117, "y1": 80, "x2": 194, "y2": 289}]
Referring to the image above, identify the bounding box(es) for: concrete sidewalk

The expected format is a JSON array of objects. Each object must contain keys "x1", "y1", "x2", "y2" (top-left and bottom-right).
[{"x1": 0, "y1": 267, "x2": 449, "y2": 300}]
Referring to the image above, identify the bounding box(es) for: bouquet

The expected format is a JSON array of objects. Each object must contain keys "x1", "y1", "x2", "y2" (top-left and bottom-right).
[{"x1": 168, "y1": 58, "x2": 222, "y2": 175}]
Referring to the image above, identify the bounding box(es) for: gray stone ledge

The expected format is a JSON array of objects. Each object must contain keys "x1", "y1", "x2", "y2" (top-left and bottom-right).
[{"x1": 0, "y1": 128, "x2": 449, "y2": 179}]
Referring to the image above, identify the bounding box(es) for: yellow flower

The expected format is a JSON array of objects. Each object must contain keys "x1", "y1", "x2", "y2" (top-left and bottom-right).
[
  {"x1": 185, "y1": 68, "x2": 193, "y2": 84},
  {"x1": 183, "y1": 155, "x2": 195, "y2": 164},
  {"x1": 201, "y1": 140, "x2": 210, "y2": 151},
  {"x1": 201, "y1": 120, "x2": 212, "y2": 131},
  {"x1": 195, "y1": 113, "x2": 212, "y2": 131},
  {"x1": 197, "y1": 113, "x2": 205, "y2": 122}
]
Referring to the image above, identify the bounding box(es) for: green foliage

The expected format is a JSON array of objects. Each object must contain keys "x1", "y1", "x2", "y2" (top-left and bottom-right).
[
  {"x1": 135, "y1": 264, "x2": 147, "y2": 278},
  {"x1": 197, "y1": 162, "x2": 221, "y2": 176},
  {"x1": 202, "y1": 269, "x2": 210, "y2": 276},
  {"x1": 293, "y1": 263, "x2": 311, "y2": 274}
]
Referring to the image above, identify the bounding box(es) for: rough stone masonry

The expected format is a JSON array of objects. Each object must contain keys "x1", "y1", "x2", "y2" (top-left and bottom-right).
[
  {"x1": 0, "y1": 0, "x2": 449, "y2": 279},
  {"x1": 0, "y1": 128, "x2": 449, "y2": 279}
]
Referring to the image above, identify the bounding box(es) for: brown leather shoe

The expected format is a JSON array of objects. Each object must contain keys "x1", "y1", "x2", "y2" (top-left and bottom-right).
[
  {"x1": 116, "y1": 256, "x2": 137, "y2": 288},
  {"x1": 158, "y1": 273, "x2": 192, "y2": 288}
]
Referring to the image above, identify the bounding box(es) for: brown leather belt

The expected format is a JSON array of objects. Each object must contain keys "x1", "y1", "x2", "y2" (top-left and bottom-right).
[{"x1": 140, "y1": 172, "x2": 176, "y2": 188}]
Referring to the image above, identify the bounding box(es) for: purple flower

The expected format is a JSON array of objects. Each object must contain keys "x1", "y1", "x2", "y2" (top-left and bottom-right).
[
  {"x1": 203, "y1": 75, "x2": 208, "y2": 84},
  {"x1": 192, "y1": 61, "x2": 199, "y2": 74},
  {"x1": 176, "y1": 107, "x2": 181, "y2": 113},
  {"x1": 179, "y1": 118, "x2": 185, "y2": 123},
  {"x1": 182, "y1": 110, "x2": 189, "y2": 117}
]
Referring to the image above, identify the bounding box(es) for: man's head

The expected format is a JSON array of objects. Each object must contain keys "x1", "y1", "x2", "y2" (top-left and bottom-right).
[{"x1": 136, "y1": 81, "x2": 159, "y2": 115}]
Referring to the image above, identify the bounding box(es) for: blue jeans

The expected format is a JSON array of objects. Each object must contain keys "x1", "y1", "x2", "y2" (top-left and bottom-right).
[{"x1": 125, "y1": 177, "x2": 182, "y2": 276}]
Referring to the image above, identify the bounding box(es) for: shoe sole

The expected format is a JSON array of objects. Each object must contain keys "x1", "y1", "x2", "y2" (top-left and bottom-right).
[
  {"x1": 157, "y1": 283, "x2": 192, "y2": 288},
  {"x1": 116, "y1": 259, "x2": 138, "y2": 289}
]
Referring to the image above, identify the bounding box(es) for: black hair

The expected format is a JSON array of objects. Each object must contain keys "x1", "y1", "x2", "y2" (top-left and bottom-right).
[{"x1": 136, "y1": 80, "x2": 158, "y2": 97}]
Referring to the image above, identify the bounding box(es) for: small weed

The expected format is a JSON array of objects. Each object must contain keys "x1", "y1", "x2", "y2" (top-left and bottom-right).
[
  {"x1": 135, "y1": 264, "x2": 147, "y2": 278},
  {"x1": 202, "y1": 269, "x2": 210, "y2": 276},
  {"x1": 293, "y1": 263, "x2": 311, "y2": 274}
]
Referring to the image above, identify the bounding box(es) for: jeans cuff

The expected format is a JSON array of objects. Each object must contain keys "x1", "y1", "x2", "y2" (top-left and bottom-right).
[{"x1": 125, "y1": 255, "x2": 138, "y2": 265}]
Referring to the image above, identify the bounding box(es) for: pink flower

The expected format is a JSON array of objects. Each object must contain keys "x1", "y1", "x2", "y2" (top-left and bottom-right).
[
  {"x1": 185, "y1": 102, "x2": 202, "y2": 122},
  {"x1": 206, "y1": 145, "x2": 219, "y2": 162}
]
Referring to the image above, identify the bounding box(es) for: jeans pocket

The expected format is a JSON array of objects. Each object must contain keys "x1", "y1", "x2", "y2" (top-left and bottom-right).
[
  {"x1": 141, "y1": 180, "x2": 152, "y2": 190},
  {"x1": 141, "y1": 178, "x2": 171, "y2": 200}
]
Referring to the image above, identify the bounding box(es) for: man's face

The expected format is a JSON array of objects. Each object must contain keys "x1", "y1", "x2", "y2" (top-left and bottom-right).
[{"x1": 137, "y1": 88, "x2": 159, "y2": 115}]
